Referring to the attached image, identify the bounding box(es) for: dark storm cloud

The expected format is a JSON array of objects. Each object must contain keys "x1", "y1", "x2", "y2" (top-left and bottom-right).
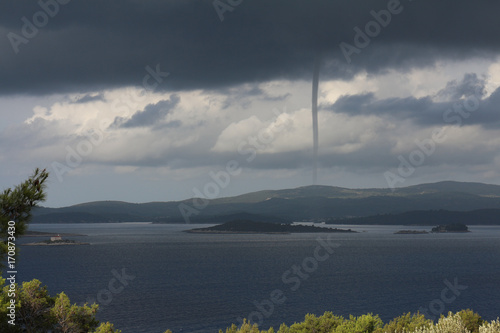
[
  {"x1": 113, "y1": 94, "x2": 180, "y2": 128},
  {"x1": 329, "y1": 74, "x2": 500, "y2": 128},
  {"x1": 1, "y1": 0, "x2": 500, "y2": 95}
]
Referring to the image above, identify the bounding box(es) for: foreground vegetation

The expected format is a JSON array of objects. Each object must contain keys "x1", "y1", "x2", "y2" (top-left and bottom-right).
[
  {"x1": 0, "y1": 277, "x2": 122, "y2": 332},
  {"x1": 222, "y1": 311, "x2": 500, "y2": 333},
  {"x1": 1, "y1": 280, "x2": 499, "y2": 333},
  {"x1": 1, "y1": 279, "x2": 499, "y2": 333}
]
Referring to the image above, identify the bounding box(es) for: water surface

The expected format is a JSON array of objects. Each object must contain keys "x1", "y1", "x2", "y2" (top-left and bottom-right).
[{"x1": 16, "y1": 223, "x2": 500, "y2": 333}]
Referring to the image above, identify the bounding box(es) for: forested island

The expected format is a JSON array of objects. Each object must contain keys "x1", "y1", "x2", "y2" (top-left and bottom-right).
[
  {"x1": 394, "y1": 224, "x2": 469, "y2": 234},
  {"x1": 185, "y1": 220, "x2": 356, "y2": 234},
  {"x1": 431, "y1": 223, "x2": 470, "y2": 232},
  {"x1": 394, "y1": 230, "x2": 429, "y2": 234}
]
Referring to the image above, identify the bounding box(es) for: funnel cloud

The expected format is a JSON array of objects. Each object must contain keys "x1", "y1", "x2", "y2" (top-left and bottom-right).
[{"x1": 312, "y1": 55, "x2": 321, "y2": 185}]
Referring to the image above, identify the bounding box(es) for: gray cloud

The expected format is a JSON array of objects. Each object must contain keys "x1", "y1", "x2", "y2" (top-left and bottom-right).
[
  {"x1": 437, "y1": 73, "x2": 487, "y2": 101},
  {"x1": 214, "y1": 85, "x2": 291, "y2": 110},
  {"x1": 1, "y1": 0, "x2": 500, "y2": 95},
  {"x1": 329, "y1": 74, "x2": 500, "y2": 128},
  {"x1": 330, "y1": 92, "x2": 440, "y2": 124},
  {"x1": 73, "y1": 93, "x2": 104, "y2": 104},
  {"x1": 113, "y1": 94, "x2": 180, "y2": 128}
]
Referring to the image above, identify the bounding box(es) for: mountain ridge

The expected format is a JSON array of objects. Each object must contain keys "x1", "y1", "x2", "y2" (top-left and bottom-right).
[{"x1": 31, "y1": 181, "x2": 500, "y2": 224}]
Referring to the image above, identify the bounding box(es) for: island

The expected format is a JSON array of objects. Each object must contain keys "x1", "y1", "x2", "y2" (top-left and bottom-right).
[
  {"x1": 394, "y1": 230, "x2": 429, "y2": 234},
  {"x1": 185, "y1": 220, "x2": 357, "y2": 234},
  {"x1": 431, "y1": 223, "x2": 469, "y2": 233},
  {"x1": 23, "y1": 234, "x2": 89, "y2": 246}
]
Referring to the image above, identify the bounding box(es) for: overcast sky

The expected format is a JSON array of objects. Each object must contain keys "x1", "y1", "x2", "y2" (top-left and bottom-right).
[{"x1": 1, "y1": 0, "x2": 500, "y2": 207}]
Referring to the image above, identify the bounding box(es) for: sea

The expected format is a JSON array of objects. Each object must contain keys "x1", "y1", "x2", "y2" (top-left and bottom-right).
[{"x1": 13, "y1": 223, "x2": 500, "y2": 333}]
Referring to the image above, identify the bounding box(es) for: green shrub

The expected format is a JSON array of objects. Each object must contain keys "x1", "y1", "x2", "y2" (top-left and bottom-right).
[
  {"x1": 1, "y1": 277, "x2": 106, "y2": 332},
  {"x1": 406, "y1": 312, "x2": 470, "y2": 333},
  {"x1": 457, "y1": 309, "x2": 484, "y2": 333},
  {"x1": 334, "y1": 313, "x2": 384, "y2": 333},
  {"x1": 374, "y1": 312, "x2": 432, "y2": 333},
  {"x1": 222, "y1": 311, "x2": 500, "y2": 333},
  {"x1": 94, "y1": 322, "x2": 123, "y2": 333},
  {"x1": 284, "y1": 312, "x2": 345, "y2": 333},
  {"x1": 220, "y1": 318, "x2": 273, "y2": 333},
  {"x1": 479, "y1": 319, "x2": 500, "y2": 333}
]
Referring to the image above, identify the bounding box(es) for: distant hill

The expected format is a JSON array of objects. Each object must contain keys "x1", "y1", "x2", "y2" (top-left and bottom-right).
[{"x1": 31, "y1": 181, "x2": 500, "y2": 224}]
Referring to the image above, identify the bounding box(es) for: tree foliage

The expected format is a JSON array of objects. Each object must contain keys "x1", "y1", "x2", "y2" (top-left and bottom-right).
[
  {"x1": 456, "y1": 309, "x2": 484, "y2": 333},
  {"x1": 277, "y1": 312, "x2": 345, "y2": 333},
  {"x1": 0, "y1": 277, "x2": 123, "y2": 332},
  {"x1": 221, "y1": 318, "x2": 274, "y2": 333},
  {"x1": 480, "y1": 319, "x2": 500, "y2": 333},
  {"x1": 373, "y1": 312, "x2": 433, "y2": 333},
  {"x1": 93, "y1": 322, "x2": 123, "y2": 333},
  {"x1": 0, "y1": 168, "x2": 49, "y2": 264},
  {"x1": 51, "y1": 292, "x2": 100, "y2": 332},
  {"x1": 16, "y1": 279, "x2": 55, "y2": 332},
  {"x1": 220, "y1": 311, "x2": 500, "y2": 333}
]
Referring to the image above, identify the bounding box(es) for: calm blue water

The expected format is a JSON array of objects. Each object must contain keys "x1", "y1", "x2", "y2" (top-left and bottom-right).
[{"x1": 14, "y1": 223, "x2": 500, "y2": 333}]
